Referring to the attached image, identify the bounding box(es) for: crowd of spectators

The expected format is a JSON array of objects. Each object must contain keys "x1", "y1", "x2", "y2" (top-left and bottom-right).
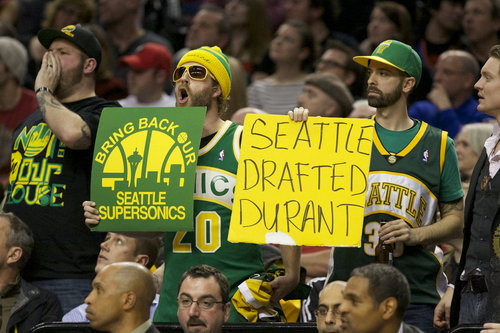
[{"x1": 0, "y1": 0, "x2": 499, "y2": 332}]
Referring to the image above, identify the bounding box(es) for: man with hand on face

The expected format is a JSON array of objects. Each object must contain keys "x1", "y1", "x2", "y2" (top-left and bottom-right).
[
  {"x1": 83, "y1": 45, "x2": 301, "y2": 322},
  {"x1": 3, "y1": 24, "x2": 120, "y2": 313},
  {"x1": 85, "y1": 262, "x2": 159, "y2": 333},
  {"x1": 62, "y1": 232, "x2": 161, "y2": 322},
  {"x1": 177, "y1": 265, "x2": 230, "y2": 333}
]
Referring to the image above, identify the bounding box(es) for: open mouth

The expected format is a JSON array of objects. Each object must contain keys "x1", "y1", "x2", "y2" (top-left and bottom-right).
[{"x1": 179, "y1": 88, "x2": 189, "y2": 104}]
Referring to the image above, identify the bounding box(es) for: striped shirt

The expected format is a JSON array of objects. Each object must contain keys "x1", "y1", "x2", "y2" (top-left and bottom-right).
[{"x1": 247, "y1": 79, "x2": 304, "y2": 115}]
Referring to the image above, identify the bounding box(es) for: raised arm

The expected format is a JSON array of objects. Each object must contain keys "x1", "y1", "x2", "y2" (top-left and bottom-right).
[{"x1": 35, "y1": 51, "x2": 94, "y2": 150}]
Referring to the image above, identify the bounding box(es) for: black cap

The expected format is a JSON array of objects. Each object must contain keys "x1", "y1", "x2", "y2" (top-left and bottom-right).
[{"x1": 38, "y1": 24, "x2": 102, "y2": 69}]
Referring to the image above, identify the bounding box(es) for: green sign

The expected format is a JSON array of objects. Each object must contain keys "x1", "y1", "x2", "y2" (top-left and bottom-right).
[{"x1": 91, "y1": 107, "x2": 205, "y2": 231}]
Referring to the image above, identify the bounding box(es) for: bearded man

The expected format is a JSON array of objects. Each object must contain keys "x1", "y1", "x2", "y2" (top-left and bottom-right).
[{"x1": 3, "y1": 24, "x2": 120, "y2": 313}]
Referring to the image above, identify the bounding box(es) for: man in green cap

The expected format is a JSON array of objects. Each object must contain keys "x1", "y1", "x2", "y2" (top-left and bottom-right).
[{"x1": 327, "y1": 40, "x2": 464, "y2": 333}]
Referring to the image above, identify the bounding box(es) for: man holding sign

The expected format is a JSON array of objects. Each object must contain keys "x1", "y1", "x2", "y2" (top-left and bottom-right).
[
  {"x1": 84, "y1": 46, "x2": 301, "y2": 322},
  {"x1": 320, "y1": 40, "x2": 464, "y2": 333}
]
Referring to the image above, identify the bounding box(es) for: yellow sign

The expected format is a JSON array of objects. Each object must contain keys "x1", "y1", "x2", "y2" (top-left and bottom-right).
[{"x1": 228, "y1": 115, "x2": 374, "y2": 246}]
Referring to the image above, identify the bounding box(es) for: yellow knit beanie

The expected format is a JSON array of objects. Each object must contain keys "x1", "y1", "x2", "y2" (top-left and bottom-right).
[{"x1": 176, "y1": 46, "x2": 232, "y2": 99}]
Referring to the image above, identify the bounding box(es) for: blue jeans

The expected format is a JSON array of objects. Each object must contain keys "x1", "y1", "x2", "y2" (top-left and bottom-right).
[
  {"x1": 403, "y1": 303, "x2": 437, "y2": 333},
  {"x1": 31, "y1": 278, "x2": 93, "y2": 314},
  {"x1": 458, "y1": 288, "x2": 491, "y2": 324}
]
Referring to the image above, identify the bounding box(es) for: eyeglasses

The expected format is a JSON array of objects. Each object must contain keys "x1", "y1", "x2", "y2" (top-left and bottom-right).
[
  {"x1": 173, "y1": 65, "x2": 213, "y2": 82},
  {"x1": 177, "y1": 297, "x2": 225, "y2": 310},
  {"x1": 315, "y1": 307, "x2": 340, "y2": 318}
]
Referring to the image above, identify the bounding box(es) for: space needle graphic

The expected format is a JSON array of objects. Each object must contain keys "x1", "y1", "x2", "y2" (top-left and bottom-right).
[{"x1": 127, "y1": 148, "x2": 143, "y2": 188}]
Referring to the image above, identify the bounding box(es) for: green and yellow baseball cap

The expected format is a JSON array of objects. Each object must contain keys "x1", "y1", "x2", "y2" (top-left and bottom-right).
[{"x1": 353, "y1": 40, "x2": 422, "y2": 86}]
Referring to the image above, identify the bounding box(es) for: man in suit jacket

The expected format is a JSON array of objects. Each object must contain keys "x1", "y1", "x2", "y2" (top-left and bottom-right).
[
  {"x1": 434, "y1": 44, "x2": 500, "y2": 330},
  {"x1": 85, "y1": 262, "x2": 160, "y2": 333}
]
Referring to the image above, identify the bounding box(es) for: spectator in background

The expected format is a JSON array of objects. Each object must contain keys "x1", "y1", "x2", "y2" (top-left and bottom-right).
[
  {"x1": 224, "y1": 0, "x2": 271, "y2": 75},
  {"x1": 85, "y1": 23, "x2": 128, "y2": 101},
  {"x1": 29, "y1": 0, "x2": 96, "y2": 73},
  {"x1": 461, "y1": 0, "x2": 500, "y2": 66},
  {"x1": 63, "y1": 232, "x2": 162, "y2": 322},
  {"x1": 297, "y1": 72, "x2": 354, "y2": 117},
  {"x1": 284, "y1": 0, "x2": 358, "y2": 51},
  {"x1": 3, "y1": 25, "x2": 120, "y2": 313},
  {"x1": 249, "y1": 0, "x2": 357, "y2": 83},
  {"x1": 359, "y1": 2, "x2": 413, "y2": 55},
  {"x1": 98, "y1": 0, "x2": 174, "y2": 84},
  {"x1": 0, "y1": 37, "x2": 37, "y2": 186},
  {"x1": 0, "y1": 37, "x2": 37, "y2": 132},
  {"x1": 247, "y1": 20, "x2": 316, "y2": 114},
  {"x1": 0, "y1": 0, "x2": 18, "y2": 25},
  {"x1": 314, "y1": 280, "x2": 346, "y2": 332},
  {"x1": 409, "y1": 50, "x2": 491, "y2": 138},
  {"x1": 359, "y1": 2, "x2": 433, "y2": 103},
  {"x1": 455, "y1": 122, "x2": 494, "y2": 190},
  {"x1": 118, "y1": 43, "x2": 175, "y2": 108},
  {"x1": 0, "y1": 212, "x2": 62, "y2": 332},
  {"x1": 223, "y1": 56, "x2": 248, "y2": 121},
  {"x1": 41, "y1": 0, "x2": 95, "y2": 32},
  {"x1": 177, "y1": 265, "x2": 230, "y2": 333},
  {"x1": 315, "y1": 40, "x2": 366, "y2": 99},
  {"x1": 415, "y1": 0, "x2": 464, "y2": 73},
  {"x1": 85, "y1": 262, "x2": 159, "y2": 333},
  {"x1": 339, "y1": 264, "x2": 423, "y2": 333},
  {"x1": 439, "y1": 123, "x2": 492, "y2": 319},
  {"x1": 174, "y1": 4, "x2": 230, "y2": 64}
]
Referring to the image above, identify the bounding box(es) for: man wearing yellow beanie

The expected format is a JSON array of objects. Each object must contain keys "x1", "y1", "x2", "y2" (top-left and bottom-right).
[
  {"x1": 84, "y1": 46, "x2": 302, "y2": 323},
  {"x1": 83, "y1": 45, "x2": 302, "y2": 322},
  {"x1": 158, "y1": 46, "x2": 301, "y2": 322}
]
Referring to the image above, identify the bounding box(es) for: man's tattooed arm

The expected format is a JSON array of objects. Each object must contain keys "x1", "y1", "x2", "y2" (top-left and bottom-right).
[{"x1": 36, "y1": 91, "x2": 92, "y2": 149}]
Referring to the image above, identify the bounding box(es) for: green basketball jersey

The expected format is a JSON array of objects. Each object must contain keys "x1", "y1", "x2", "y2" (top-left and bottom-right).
[
  {"x1": 330, "y1": 120, "x2": 451, "y2": 305},
  {"x1": 154, "y1": 121, "x2": 264, "y2": 322}
]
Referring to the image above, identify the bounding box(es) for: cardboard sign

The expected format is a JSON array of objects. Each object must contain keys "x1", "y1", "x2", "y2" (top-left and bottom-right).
[
  {"x1": 228, "y1": 114, "x2": 374, "y2": 246},
  {"x1": 91, "y1": 107, "x2": 205, "y2": 231}
]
